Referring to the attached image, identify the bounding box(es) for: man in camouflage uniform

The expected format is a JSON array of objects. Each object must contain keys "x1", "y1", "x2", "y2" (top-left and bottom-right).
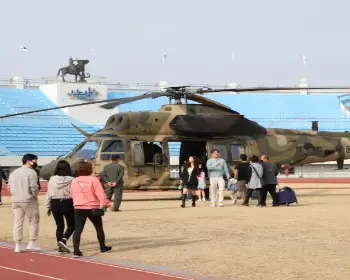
[{"x1": 101, "y1": 155, "x2": 124, "y2": 212}]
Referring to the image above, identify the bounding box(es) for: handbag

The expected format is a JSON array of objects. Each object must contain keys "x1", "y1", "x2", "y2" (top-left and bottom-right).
[
  {"x1": 77, "y1": 180, "x2": 105, "y2": 216},
  {"x1": 250, "y1": 164, "x2": 265, "y2": 186}
]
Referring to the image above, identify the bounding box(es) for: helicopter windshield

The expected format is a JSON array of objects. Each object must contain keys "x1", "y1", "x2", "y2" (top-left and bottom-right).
[{"x1": 70, "y1": 139, "x2": 100, "y2": 160}]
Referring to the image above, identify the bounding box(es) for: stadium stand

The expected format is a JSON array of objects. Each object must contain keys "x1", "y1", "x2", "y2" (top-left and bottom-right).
[{"x1": 0, "y1": 88, "x2": 102, "y2": 156}]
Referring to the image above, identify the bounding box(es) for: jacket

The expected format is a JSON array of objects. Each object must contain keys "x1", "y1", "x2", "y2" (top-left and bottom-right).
[
  {"x1": 101, "y1": 162, "x2": 124, "y2": 187},
  {"x1": 45, "y1": 175, "x2": 75, "y2": 209},
  {"x1": 261, "y1": 161, "x2": 279, "y2": 185},
  {"x1": 247, "y1": 163, "x2": 263, "y2": 190},
  {"x1": 70, "y1": 176, "x2": 111, "y2": 209},
  {"x1": 206, "y1": 158, "x2": 230, "y2": 179},
  {"x1": 8, "y1": 166, "x2": 39, "y2": 203},
  {"x1": 180, "y1": 164, "x2": 201, "y2": 186}
]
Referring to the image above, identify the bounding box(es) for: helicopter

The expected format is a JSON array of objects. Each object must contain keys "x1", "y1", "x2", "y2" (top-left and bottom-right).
[{"x1": 2, "y1": 85, "x2": 350, "y2": 190}]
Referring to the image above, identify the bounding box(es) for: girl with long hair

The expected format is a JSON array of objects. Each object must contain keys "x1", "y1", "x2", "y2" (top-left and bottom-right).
[
  {"x1": 179, "y1": 156, "x2": 201, "y2": 208},
  {"x1": 45, "y1": 160, "x2": 75, "y2": 253}
]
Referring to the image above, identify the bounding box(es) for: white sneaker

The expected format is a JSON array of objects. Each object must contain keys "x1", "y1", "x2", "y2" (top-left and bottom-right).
[
  {"x1": 14, "y1": 242, "x2": 23, "y2": 253},
  {"x1": 210, "y1": 204, "x2": 216, "y2": 207},
  {"x1": 202, "y1": 198, "x2": 206, "y2": 201},
  {"x1": 26, "y1": 242, "x2": 42, "y2": 251},
  {"x1": 218, "y1": 204, "x2": 225, "y2": 207},
  {"x1": 232, "y1": 199, "x2": 237, "y2": 204}
]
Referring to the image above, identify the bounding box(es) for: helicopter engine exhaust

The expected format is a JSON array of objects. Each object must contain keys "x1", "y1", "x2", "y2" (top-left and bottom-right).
[{"x1": 104, "y1": 113, "x2": 130, "y2": 131}]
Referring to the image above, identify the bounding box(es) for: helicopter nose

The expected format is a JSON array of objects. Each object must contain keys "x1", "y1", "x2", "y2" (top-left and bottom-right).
[{"x1": 40, "y1": 159, "x2": 59, "y2": 180}]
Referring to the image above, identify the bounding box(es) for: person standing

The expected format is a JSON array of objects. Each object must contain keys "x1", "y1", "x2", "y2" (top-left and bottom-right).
[
  {"x1": 206, "y1": 149, "x2": 231, "y2": 207},
  {"x1": 260, "y1": 155, "x2": 279, "y2": 207},
  {"x1": 179, "y1": 156, "x2": 201, "y2": 208},
  {"x1": 70, "y1": 161, "x2": 112, "y2": 258},
  {"x1": 0, "y1": 164, "x2": 8, "y2": 206},
  {"x1": 45, "y1": 160, "x2": 75, "y2": 253},
  {"x1": 242, "y1": 155, "x2": 264, "y2": 207},
  {"x1": 232, "y1": 154, "x2": 250, "y2": 204},
  {"x1": 101, "y1": 155, "x2": 124, "y2": 212},
  {"x1": 8, "y1": 154, "x2": 41, "y2": 253}
]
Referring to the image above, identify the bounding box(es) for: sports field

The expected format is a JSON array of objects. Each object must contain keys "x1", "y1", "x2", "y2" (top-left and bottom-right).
[{"x1": 1, "y1": 184, "x2": 349, "y2": 280}]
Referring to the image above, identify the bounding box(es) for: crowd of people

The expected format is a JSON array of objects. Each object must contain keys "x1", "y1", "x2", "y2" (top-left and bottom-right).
[
  {"x1": 179, "y1": 149, "x2": 280, "y2": 208},
  {"x1": 5, "y1": 150, "x2": 279, "y2": 257},
  {"x1": 6, "y1": 153, "x2": 124, "y2": 257}
]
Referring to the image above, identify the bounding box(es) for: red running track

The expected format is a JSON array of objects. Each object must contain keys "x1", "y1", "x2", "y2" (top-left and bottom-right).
[{"x1": 0, "y1": 247, "x2": 194, "y2": 280}]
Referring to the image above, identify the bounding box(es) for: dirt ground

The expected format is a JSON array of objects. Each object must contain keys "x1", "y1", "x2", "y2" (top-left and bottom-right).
[{"x1": 1, "y1": 185, "x2": 350, "y2": 280}]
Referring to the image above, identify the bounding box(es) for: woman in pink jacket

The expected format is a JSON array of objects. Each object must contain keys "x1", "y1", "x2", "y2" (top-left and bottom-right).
[{"x1": 70, "y1": 161, "x2": 112, "y2": 258}]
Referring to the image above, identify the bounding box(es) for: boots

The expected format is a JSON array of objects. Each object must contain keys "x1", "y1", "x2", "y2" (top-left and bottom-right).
[
  {"x1": 192, "y1": 195, "x2": 197, "y2": 207},
  {"x1": 181, "y1": 194, "x2": 186, "y2": 208}
]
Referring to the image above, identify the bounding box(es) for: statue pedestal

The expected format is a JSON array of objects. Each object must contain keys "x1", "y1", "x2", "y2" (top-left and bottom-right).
[{"x1": 39, "y1": 82, "x2": 118, "y2": 125}]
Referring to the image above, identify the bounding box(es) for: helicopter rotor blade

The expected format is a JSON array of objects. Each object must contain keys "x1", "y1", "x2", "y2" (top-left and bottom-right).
[
  {"x1": 99, "y1": 91, "x2": 170, "y2": 109},
  {"x1": 0, "y1": 91, "x2": 168, "y2": 119},
  {"x1": 186, "y1": 94, "x2": 233, "y2": 111},
  {"x1": 197, "y1": 86, "x2": 350, "y2": 93}
]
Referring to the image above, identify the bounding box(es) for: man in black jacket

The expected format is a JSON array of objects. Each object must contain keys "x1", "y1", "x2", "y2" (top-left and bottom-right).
[
  {"x1": 0, "y1": 165, "x2": 8, "y2": 205},
  {"x1": 260, "y1": 155, "x2": 279, "y2": 206}
]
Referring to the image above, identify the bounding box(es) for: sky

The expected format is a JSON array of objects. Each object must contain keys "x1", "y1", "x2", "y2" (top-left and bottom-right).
[{"x1": 1, "y1": 0, "x2": 350, "y2": 86}]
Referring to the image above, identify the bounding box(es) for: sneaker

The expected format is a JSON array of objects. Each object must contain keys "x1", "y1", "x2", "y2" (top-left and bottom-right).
[
  {"x1": 100, "y1": 246, "x2": 112, "y2": 253},
  {"x1": 0, "y1": 202, "x2": 2, "y2": 205},
  {"x1": 58, "y1": 239, "x2": 70, "y2": 253},
  {"x1": 232, "y1": 199, "x2": 237, "y2": 204},
  {"x1": 202, "y1": 198, "x2": 206, "y2": 201},
  {"x1": 210, "y1": 204, "x2": 216, "y2": 207},
  {"x1": 73, "y1": 251, "x2": 83, "y2": 258},
  {"x1": 218, "y1": 204, "x2": 224, "y2": 207},
  {"x1": 26, "y1": 242, "x2": 42, "y2": 251},
  {"x1": 14, "y1": 242, "x2": 23, "y2": 253}
]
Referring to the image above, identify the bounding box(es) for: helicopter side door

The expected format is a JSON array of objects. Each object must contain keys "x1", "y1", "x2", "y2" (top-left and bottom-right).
[{"x1": 130, "y1": 140, "x2": 170, "y2": 182}]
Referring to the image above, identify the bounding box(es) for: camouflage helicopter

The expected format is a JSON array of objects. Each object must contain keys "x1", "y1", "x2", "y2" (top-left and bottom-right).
[{"x1": 2, "y1": 85, "x2": 350, "y2": 190}]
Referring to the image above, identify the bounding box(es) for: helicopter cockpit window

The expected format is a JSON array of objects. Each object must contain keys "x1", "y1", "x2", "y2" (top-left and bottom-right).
[
  {"x1": 230, "y1": 144, "x2": 245, "y2": 161},
  {"x1": 100, "y1": 140, "x2": 125, "y2": 161},
  {"x1": 212, "y1": 144, "x2": 228, "y2": 161},
  {"x1": 71, "y1": 140, "x2": 100, "y2": 161}
]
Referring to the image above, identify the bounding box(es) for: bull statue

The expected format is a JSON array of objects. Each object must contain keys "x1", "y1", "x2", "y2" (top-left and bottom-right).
[{"x1": 57, "y1": 58, "x2": 90, "y2": 83}]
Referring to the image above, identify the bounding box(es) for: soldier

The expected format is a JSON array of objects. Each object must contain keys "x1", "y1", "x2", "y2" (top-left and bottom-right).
[
  {"x1": 101, "y1": 155, "x2": 124, "y2": 212},
  {"x1": 0, "y1": 164, "x2": 8, "y2": 205}
]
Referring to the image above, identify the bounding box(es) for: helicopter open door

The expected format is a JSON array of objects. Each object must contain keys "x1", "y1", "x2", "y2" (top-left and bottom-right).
[
  {"x1": 179, "y1": 141, "x2": 208, "y2": 165},
  {"x1": 130, "y1": 140, "x2": 169, "y2": 176}
]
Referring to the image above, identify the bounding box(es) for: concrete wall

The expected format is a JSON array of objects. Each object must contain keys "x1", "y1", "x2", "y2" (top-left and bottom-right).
[{"x1": 39, "y1": 83, "x2": 118, "y2": 125}]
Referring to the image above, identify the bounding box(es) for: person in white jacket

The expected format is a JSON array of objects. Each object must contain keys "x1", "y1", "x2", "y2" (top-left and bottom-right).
[
  {"x1": 45, "y1": 160, "x2": 75, "y2": 253},
  {"x1": 242, "y1": 155, "x2": 264, "y2": 207}
]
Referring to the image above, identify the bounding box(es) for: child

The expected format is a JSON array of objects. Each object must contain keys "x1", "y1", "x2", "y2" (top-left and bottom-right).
[{"x1": 197, "y1": 162, "x2": 206, "y2": 201}]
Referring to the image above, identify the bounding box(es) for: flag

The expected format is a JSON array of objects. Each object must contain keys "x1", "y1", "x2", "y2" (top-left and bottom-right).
[
  {"x1": 302, "y1": 54, "x2": 306, "y2": 66},
  {"x1": 162, "y1": 54, "x2": 167, "y2": 63},
  {"x1": 92, "y1": 48, "x2": 96, "y2": 56},
  {"x1": 20, "y1": 44, "x2": 28, "y2": 52}
]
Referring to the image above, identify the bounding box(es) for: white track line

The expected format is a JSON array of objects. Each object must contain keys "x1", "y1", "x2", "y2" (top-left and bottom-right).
[
  {"x1": 0, "y1": 246, "x2": 194, "y2": 280},
  {"x1": 0, "y1": 265, "x2": 65, "y2": 280}
]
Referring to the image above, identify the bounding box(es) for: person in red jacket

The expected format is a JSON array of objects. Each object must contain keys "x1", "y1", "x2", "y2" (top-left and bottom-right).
[{"x1": 70, "y1": 161, "x2": 112, "y2": 258}]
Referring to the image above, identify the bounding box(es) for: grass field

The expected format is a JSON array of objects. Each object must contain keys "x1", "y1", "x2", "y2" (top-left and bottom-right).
[{"x1": 1, "y1": 185, "x2": 350, "y2": 280}]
